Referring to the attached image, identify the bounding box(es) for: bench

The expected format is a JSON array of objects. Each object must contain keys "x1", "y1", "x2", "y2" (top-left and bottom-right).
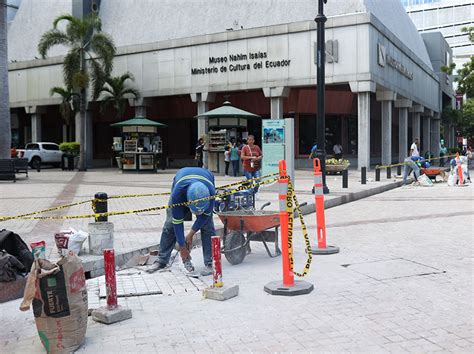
[
  {"x1": 0, "y1": 159, "x2": 16, "y2": 182},
  {"x1": 13, "y1": 158, "x2": 28, "y2": 177}
]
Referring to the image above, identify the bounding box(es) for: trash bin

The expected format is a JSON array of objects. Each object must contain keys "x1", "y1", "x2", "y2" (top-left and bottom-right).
[{"x1": 61, "y1": 154, "x2": 75, "y2": 171}]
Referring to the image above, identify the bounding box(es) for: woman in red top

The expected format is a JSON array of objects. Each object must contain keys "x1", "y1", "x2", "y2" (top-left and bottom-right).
[{"x1": 240, "y1": 135, "x2": 263, "y2": 193}]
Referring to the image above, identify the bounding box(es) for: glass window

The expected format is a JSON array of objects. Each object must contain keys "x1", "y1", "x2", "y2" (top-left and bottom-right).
[
  {"x1": 26, "y1": 143, "x2": 39, "y2": 150},
  {"x1": 42, "y1": 144, "x2": 59, "y2": 151}
]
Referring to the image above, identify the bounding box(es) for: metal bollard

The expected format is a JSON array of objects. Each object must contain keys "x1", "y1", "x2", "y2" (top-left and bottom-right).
[
  {"x1": 361, "y1": 167, "x2": 366, "y2": 184},
  {"x1": 104, "y1": 249, "x2": 117, "y2": 309},
  {"x1": 342, "y1": 169, "x2": 348, "y2": 188},
  {"x1": 397, "y1": 165, "x2": 402, "y2": 176},
  {"x1": 386, "y1": 167, "x2": 391, "y2": 179},
  {"x1": 94, "y1": 192, "x2": 108, "y2": 222},
  {"x1": 375, "y1": 167, "x2": 380, "y2": 182}
]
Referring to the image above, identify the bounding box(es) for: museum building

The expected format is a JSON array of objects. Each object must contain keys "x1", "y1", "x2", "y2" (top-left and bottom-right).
[{"x1": 6, "y1": 0, "x2": 454, "y2": 169}]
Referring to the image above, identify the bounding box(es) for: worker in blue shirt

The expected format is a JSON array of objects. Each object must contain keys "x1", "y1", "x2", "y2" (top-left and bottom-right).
[{"x1": 152, "y1": 167, "x2": 216, "y2": 275}]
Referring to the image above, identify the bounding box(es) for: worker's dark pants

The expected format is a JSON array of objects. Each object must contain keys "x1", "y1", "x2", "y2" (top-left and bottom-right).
[{"x1": 157, "y1": 205, "x2": 214, "y2": 267}]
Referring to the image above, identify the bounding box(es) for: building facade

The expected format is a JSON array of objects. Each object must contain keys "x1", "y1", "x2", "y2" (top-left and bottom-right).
[{"x1": 7, "y1": 0, "x2": 453, "y2": 169}]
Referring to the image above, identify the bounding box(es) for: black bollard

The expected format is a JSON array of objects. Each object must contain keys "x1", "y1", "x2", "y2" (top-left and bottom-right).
[
  {"x1": 375, "y1": 167, "x2": 380, "y2": 182},
  {"x1": 386, "y1": 167, "x2": 391, "y2": 179},
  {"x1": 361, "y1": 167, "x2": 366, "y2": 184},
  {"x1": 94, "y1": 192, "x2": 108, "y2": 222},
  {"x1": 342, "y1": 169, "x2": 348, "y2": 188},
  {"x1": 397, "y1": 165, "x2": 402, "y2": 176}
]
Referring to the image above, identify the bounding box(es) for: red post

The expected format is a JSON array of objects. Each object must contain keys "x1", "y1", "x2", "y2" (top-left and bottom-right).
[
  {"x1": 313, "y1": 158, "x2": 327, "y2": 249},
  {"x1": 211, "y1": 236, "x2": 223, "y2": 288},
  {"x1": 104, "y1": 249, "x2": 117, "y2": 309},
  {"x1": 279, "y1": 160, "x2": 294, "y2": 287}
]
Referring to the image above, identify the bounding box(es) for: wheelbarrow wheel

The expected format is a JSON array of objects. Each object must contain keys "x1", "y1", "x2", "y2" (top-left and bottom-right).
[{"x1": 224, "y1": 231, "x2": 246, "y2": 265}]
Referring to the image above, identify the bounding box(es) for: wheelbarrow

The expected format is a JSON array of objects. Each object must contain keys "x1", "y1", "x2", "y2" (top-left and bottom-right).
[{"x1": 217, "y1": 202, "x2": 281, "y2": 265}]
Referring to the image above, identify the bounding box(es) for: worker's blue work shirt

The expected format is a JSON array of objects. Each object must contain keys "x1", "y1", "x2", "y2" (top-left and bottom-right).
[{"x1": 170, "y1": 167, "x2": 215, "y2": 247}]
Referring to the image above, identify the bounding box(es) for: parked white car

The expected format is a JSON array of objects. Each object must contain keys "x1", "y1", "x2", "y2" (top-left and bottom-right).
[{"x1": 17, "y1": 142, "x2": 64, "y2": 169}]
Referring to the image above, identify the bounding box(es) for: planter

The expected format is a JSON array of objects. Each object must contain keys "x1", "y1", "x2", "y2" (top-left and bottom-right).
[{"x1": 325, "y1": 164, "x2": 350, "y2": 174}]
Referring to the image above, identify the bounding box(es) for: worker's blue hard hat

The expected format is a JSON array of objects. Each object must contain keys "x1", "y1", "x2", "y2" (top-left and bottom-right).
[{"x1": 187, "y1": 182, "x2": 210, "y2": 215}]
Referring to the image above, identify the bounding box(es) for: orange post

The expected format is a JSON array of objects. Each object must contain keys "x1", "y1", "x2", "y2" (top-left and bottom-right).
[
  {"x1": 312, "y1": 158, "x2": 339, "y2": 255},
  {"x1": 456, "y1": 153, "x2": 464, "y2": 185},
  {"x1": 278, "y1": 160, "x2": 294, "y2": 287}
]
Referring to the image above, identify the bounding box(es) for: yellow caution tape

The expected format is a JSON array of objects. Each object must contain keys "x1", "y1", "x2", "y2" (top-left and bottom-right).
[
  {"x1": 3, "y1": 177, "x2": 278, "y2": 221},
  {"x1": 376, "y1": 154, "x2": 457, "y2": 170},
  {"x1": 286, "y1": 177, "x2": 312, "y2": 278}
]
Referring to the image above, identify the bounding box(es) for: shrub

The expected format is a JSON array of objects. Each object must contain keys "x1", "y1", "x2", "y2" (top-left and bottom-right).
[{"x1": 59, "y1": 142, "x2": 80, "y2": 155}]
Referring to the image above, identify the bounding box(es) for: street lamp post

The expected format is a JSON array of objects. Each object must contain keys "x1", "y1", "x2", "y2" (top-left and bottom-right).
[{"x1": 315, "y1": 0, "x2": 329, "y2": 194}]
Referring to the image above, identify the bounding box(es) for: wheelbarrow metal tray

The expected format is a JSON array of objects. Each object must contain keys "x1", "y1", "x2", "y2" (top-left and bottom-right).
[{"x1": 217, "y1": 210, "x2": 280, "y2": 232}]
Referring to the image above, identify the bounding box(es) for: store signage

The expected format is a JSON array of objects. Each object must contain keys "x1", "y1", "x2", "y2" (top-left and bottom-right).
[
  {"x1": 378, "y1": 43, "x2": 413, "y2": 80},
  {"x1": 191, "y1": 51, "x2": 291, "y2": 75}
]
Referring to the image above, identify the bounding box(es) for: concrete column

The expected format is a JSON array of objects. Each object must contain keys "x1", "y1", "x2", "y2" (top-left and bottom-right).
[
  {"x1": 26, "y1": 106, "x2": 45, "y2": 142},
  {"x1": 62, "y1": 124, "x2": 68, "y2": 142},
  {"x1": 357, "y1": 92, "x2": 371, "y2": 170},
  {"x1": 31, "y1": 114, "x2": 42, "y2": 142},
  {"x1": 262, "y1": 87, "x2": 290, "y2": 119},
  {"x1": 190, "y1": 93, "x2": 216, "y2": 138},
  {"x1": 75, "y1": 111, "x2": 81, "y2": 142},
  {"x1": 376, "y1": 91, "x2": 397, "y2": 166},
  {"x1": 381, "y1": 101, "x2": 392, "y2": 165},
  {"x1": 395, "y1": 99, "x2": 412, "y2": 163},
  {"x1": 421, "y1": 109, "x2": 433, "y2": 155},
  {"x1": 135, "y1": 105, "x2": 146, "y2": 117},
  {"x1": 412, "y1": 113, "x2": 421, "y2": 143},
  {"x1": 431, "y1": 114, "x2": 441, "y2": 158},
  {"x1": 450, "y1": 125, "x2": 455, "y2": 148}
]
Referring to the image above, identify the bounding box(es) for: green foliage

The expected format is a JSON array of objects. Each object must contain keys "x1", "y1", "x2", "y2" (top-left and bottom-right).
[
  {"x1": 99, "y1": 72, "x2": 139, "y2": 120},
  {"x1": 49, "y1": 86, "x2": 78, "y2": 125},
  {"x1": 59, "y1": 142, "x2": 80, "y2": 155},
  {"x1": 454, "y1": 27, "x2": 474, "y2": 97},
  {"x1": 326, "y1": 158, "x2": 350, "y2": 165},
  {"x1": 459, "y1": 98, "x2": 474, "y2": 136},
  {"x1": 38, "y1": 14, "x2": 116, "y2": 99}
]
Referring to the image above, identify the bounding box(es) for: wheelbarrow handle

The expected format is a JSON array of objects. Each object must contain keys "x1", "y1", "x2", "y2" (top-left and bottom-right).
[{"x1": 260, "y1": 202, "x2": 271, "y2": 210}]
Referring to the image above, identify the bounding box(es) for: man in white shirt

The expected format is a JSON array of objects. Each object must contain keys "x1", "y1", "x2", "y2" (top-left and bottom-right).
[
  {"x1": 410, "y1": 138, "x2": 420, "y2": 157},
  {"x1": 333, "y1": 143, "x2": 343, "y2": 160}
]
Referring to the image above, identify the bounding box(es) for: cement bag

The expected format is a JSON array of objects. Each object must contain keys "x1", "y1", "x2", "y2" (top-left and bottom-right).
[
  {"x1": 20, "y1": 252, "x2": 88, "y2": 353},
  {"x1": 417, "y1": 174, "x2": 433, "y2": 187},
  {"x1": 447, "y1": 172, "x2": 456, "y2": 186}
]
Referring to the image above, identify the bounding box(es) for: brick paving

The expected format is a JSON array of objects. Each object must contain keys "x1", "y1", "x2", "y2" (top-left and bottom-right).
[{"x1": 0, "y1": 178, "x2": 472, "y2": 353}]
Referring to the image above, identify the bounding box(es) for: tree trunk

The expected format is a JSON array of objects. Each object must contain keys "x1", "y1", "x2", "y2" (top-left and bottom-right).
[
  {"x1": 0, "y1": 0, "x2": 12, "y2": 158},
  {"x1": 78, "y1": 50, "x2": 87, "y2": 171}
]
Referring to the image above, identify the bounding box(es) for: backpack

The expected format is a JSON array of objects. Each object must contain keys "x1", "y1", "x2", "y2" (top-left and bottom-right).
[
  {"x1": 0, "y1": 229, "x2": 34, "y2": 273},
  {"x1": 0, "y1": 250, "x2": 26, "y2": 282}
]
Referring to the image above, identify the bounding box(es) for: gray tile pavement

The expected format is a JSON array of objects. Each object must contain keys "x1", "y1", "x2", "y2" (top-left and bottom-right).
[{"x1": 0, "y1": 181, "x2": 472, "y2": 352}]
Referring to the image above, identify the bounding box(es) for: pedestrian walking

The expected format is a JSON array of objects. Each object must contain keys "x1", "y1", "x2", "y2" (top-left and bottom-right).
[
  {"x1": 240, "y1": 135, "x2": 263, "y2": 193},
  {"x1": 151, "y1": 167, "x2": 216, "y2": 276},
  {"x1": 224, "y1": 146, "x2": 231, "y2": 176},
  {"x1": 230, "y1": 141, "x2": 241, "y2": 177},
  {"x1": 333, "y1": 142, "x2": 343, "y2": 160},
  {"x1": 410, "y1": 138, "x2": 420, "y2": 157},
  {"x1": 195, "y1": 138, "x2": 205, "y2": 168}
]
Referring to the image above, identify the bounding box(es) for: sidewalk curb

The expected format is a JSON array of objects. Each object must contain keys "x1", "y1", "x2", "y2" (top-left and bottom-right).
[
  {"x1": 82, "y1": 179, "x2": 404, "y2": 279},
  {"x1": 299, "y1": 179, "x2": 405, "y2": 215}
]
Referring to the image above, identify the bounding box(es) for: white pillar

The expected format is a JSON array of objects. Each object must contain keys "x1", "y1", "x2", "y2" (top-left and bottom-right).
[
  {"x1": 197, "y1": 101, "x2": 209, "y2": 138},
  {"x1": 191, "y1": 92, "x2": 216, "y2": 170},
  {"x1": 357, "y1": 92, "x2": 371, "y2": 170},
  {"x1": 62, "y1": 124, "x2": 68, "y2": 142},
  {"x1": 135, "y1": 105, "x2": 146, "y2": 117},
  {"x1": 395, "y1": 99, "x2": 412, "y2": 163},
  {"x1": 75, "y1": 111, "x2": 81, "y2": 142},
  {"x1": 263, "y1": 87, "x2": 290, "y2": 119},
  {"x1": 422, "y1": 116, "x2": 431, "y2": 154},
  {"x1": 31, "y1": 114, "x2": 42, "y2": 142}
]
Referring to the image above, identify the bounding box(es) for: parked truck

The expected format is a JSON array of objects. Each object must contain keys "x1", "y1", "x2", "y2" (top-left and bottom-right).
[{"x1": 17, "y1": 142, "x2": 63, "y2": 169}]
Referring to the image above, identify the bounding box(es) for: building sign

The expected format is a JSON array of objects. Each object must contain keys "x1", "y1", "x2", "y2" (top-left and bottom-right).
[
  {"x1": 191, "y1": 51, "x2": 291, "y2": 75},
  {"x1": 378, "y1": 43, "x2": 413, "y2": 80}
]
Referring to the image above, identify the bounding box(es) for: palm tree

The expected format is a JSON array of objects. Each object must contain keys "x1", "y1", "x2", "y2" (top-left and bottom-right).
[
  {"x1": 50, "y1": 86, "x2": 78, "y2": 141},
  {"x1": 99, "y1": 72, "x2": 139, "y2": 120},
  {"x1": 38, "y1": 14, "x2": 116, "y2": 171},
  {"x1": 0, "y1": 0, "x2": 12, "y2": 158}
]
